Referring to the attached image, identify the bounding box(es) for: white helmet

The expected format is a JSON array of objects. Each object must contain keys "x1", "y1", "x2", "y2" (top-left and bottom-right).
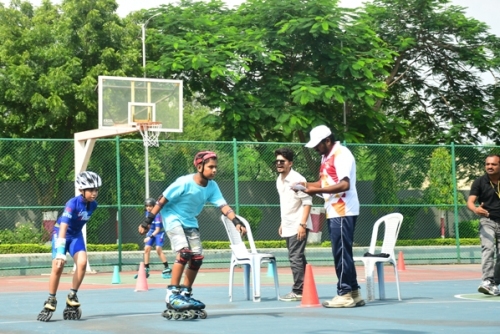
[{"x1": 75, "y1": 171, "x2": 102, "y2": 190}]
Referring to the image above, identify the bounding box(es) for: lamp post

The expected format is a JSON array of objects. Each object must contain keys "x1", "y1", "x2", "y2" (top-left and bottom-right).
[
  {"x1": 140, "y1": 12, "x2": 161, "y2": 198},
  {"x1": 141, "y1": 13, "x2": 161, "y2": 78}
]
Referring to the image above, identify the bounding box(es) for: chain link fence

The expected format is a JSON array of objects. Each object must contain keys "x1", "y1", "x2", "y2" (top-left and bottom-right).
[{"x1": 0, "y1": 138, "x2": 495, "y2": 271}]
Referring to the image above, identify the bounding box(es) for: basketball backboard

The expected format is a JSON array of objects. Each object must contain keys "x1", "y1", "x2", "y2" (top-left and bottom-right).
[{"x1": 98, "y1": 76, "x2": 183, "y2": 133}]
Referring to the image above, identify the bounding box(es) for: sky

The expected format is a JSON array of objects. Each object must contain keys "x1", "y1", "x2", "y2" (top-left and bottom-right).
[{"x1": 1, "y1": 0, "x2": 499, "y2": 38}]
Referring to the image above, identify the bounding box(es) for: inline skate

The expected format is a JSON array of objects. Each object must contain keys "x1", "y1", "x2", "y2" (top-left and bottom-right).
[
  {"x1": 37, "y1": 296, "x2": 57, "y2": 322},
  {"x1": 180, "y1": 285, "x2": 207, "y2": 319},
  {"x1": 63, "y1": 291, "x2": 82, "y2": 320},
  {"x1": 162, "y1": 267, "x2": 172, "y2": 279},
  {"x1": 134, "y1": 266, "x2": 150, "y2": 279},
  {"x1": 162, "y1": 285, "x2": 201, "y2": 320}
]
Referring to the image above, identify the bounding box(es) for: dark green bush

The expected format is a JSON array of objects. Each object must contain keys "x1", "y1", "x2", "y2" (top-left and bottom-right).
[
  {"x1": 239, "y1": 207, "x2": 263, "y2": 233},
  {"x1": 458, "y1": 219, "x2": 479, "y2": 238},
  {"x1": 0, "y1": 223, "x2": 43, "y2": 244},
  {"x1": 0, "y1": 238, "x2": 482, "y2": 254},
  {"x1": 0, "y1": 244, "x2": 51, "y2": 253},
  {"x1": 397, "y1": 197, "x2": 424, "y2": 240},
  {"x1": 322, "y1": 238, "x2": 480, "y2": 248},
  {"x1": 0, "y1": 243, "x2": 139, "y2": 254}
]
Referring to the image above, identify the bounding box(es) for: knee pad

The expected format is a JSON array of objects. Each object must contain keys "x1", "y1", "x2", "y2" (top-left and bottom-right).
[
  {"x1": 175, "y1": 248, "x2": 193, "y2": 265},
  {"x1": 188, "y1": 254, "x2": 204, "y2": 271}
]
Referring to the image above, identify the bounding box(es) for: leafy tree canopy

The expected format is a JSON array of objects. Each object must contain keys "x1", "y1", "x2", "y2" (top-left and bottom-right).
[
  {"x1": 147, "y1": 0, "x2": 395, "y2": 143},
  {"x1": 362, "y1": 0, "x2": 500, "y2": 144},
  {"x1": 0, "y1": 0, "x2": 143, "y2": 138}
]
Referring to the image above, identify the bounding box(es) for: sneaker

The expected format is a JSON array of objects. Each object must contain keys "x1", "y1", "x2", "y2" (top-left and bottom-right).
[
  {"x1": 322, "y1": 293, "x2": 356, "y2": 308},
  {"x1": 351, "y1": 290, "x2": 365, "y2": 307},
  {"x1": 279, "y1": 292, "x2": 302, "y2": 302},
  {"x1": 478, "y1": 280, "x2": 499, "y2": 296}
]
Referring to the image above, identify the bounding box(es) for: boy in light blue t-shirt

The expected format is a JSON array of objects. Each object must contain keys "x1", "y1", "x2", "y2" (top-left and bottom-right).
[{"x1": 138, "y1": 151, "x2": 246, "y2": 319}]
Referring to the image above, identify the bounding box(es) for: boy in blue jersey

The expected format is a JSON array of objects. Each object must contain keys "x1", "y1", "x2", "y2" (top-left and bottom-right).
[
  {"x1": 135, "y1": 198, "x2": 171, "y2": 279},
  {"x1": 138, "y1": 151, "x2": 246, "y2": 319},
  {"x1": 37, "y1": 171, "x2": 102, "y2": 322}
]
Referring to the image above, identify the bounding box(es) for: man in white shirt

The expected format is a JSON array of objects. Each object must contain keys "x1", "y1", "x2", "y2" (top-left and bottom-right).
[
  {"x1": 302, "y1": 125, "x2": 365, "y2": 308},
  {"x1": 275, "y1": 147, "x2": 313, "y2": 301}
]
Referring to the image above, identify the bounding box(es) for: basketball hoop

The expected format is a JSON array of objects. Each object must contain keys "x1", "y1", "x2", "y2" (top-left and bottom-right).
[{"x1": 137, "y1": 121, "x2": 162, "y2": 147}]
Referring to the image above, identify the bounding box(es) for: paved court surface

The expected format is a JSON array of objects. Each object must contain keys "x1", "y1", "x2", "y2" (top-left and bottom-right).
[{"x1": 1, "y1": 264, "x2": 500, "y2": 334}]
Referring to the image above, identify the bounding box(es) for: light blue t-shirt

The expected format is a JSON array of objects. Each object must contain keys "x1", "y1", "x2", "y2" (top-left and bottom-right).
[{"x1": 161, "y1": 174, "x2": 227, "y2": 230}]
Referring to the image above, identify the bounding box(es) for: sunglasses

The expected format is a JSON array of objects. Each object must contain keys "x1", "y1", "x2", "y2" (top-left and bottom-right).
[{"x1": 274, "y1": 159, "x2": 286, "y2": 165}]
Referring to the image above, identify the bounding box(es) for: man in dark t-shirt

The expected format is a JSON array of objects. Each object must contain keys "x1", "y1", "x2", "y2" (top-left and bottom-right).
[{"x1": 467, "y1": 154, "x2": 500, "y2": 296}]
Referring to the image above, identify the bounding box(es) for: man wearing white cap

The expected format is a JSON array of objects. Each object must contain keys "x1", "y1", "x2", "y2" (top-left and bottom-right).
[{"x1": 301, "y1": 125, "x2": 364, "y2": 308}]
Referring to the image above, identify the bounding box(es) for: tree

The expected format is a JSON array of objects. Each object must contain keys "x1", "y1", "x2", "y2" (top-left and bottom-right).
[
  {"x1": 361, "y1": 0, "x2": 500, "y2": 144},
  {"x1": 0, "y1": 0, "x2": 142, "y2": 139},
  {"x1": 147, "y1": 0, "x2": 395, "y2": 143},
  {"x1": 372, "y1": 147, "x2": 398, "y2": 215},
  {"x1": 0, "y1": 0, "x2": 142, "y2": 206},
  {"x1": 424, "y1": 147, "x2": 465, "y2": 237}
]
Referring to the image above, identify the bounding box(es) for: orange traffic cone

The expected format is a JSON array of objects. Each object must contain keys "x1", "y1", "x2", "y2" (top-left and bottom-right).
[
  {"x1": 397, "y1": 251, "x2": 406, "y2": 271},
  {"x1": 300, "y1": 264, "x2": 321, "y2": 307},
  {"x1": 134, "y1": 262, "x2": 149, "y2": 292}
]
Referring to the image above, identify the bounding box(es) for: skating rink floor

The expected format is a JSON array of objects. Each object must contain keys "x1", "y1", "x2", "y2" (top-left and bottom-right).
[{"x1": 1, "y1": 264, "x2": 500, "y2": 334}]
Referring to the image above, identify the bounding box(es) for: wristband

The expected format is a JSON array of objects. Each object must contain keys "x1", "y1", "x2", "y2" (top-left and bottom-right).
[
  {"x1": 300, "y1": 223, "x2": 307, "y2": 229},
  {"x1": 55, "y1": 237, "x2": 67, "y2": 261},
  {"x1": 232, "y1": 216, "x2": 243, "y2": 227}
]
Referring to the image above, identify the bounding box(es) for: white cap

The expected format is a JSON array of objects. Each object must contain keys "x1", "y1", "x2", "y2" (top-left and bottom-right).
[{"x1": 305, "y1": 125, "x2": 332, "y2": 148}]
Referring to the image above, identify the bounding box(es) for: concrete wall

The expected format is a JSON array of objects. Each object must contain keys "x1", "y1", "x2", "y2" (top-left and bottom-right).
[{"x1": 0, "y1": 246, "x2": 481, "y2": 277}]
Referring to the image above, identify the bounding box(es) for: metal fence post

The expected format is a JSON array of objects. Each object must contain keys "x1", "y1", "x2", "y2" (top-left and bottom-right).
[
  {"x1": 115, "y1": 136, "x2": 123, "y2": 270},
  {"x1": 451, "y1": 142, "x2": 461, "y2": 263},
  {"x1": 233, "y1": 138, "x2": 239, "y2": 214}
]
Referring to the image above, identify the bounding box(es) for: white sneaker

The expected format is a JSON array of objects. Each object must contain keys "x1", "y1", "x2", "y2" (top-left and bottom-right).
[
  {"x1": 478, "y1": 280, "x2": 499, "y2": 296},
  {"x1": 322, "y1": 293, "x2": 356, "y2": 308}
]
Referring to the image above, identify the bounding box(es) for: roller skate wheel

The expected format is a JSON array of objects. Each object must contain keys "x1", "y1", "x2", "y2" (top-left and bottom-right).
[
  {"x1": 173, "y1": 312, "x2": 182, "y2": 320},
  {"x1": 63, "y1": 306, "x2": 82, "y2": 320},
  {"x1": 199, "y1": 310, "x2": 207, "y2": 319},
  {"x1": 75, "y1": 307, "x2": 82, "y2": 320},
  {"x1": 37, "y1": 310, "x2": 53, "y2": 322},
  {"x1": 162, "y1": 309, "x2": 173, "y2": 320},
  {"x1": 187, "y1": 310, "x2": 197, "y2": 320}
]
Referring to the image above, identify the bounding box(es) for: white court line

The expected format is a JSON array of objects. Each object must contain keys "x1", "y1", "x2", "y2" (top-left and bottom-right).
[{"x1": 455, "y1": 294, "x2": 500, "y2": 302}]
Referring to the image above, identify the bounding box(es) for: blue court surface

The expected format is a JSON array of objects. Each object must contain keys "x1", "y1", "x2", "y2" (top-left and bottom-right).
[{"x1": 1, "y1": 265, "x2": 500, "y2": 334}]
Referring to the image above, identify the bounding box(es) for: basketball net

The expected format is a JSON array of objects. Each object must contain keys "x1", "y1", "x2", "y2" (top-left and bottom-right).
[{"x1": 137, "y1": 121, "x2": 162, "y2": 147}]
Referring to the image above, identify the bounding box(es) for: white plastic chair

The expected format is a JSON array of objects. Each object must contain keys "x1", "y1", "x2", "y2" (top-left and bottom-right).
[
  {"x1": 221, "y1": 214, "x2": 279, "y2": 302},
  {"x1": 353, "y1": 213, "x2": 403, "y2": 302}
]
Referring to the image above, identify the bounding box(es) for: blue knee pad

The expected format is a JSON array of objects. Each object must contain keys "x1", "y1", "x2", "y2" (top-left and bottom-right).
[{"x1": 188, "y1": 254, "x2": 204, "y2": 271}]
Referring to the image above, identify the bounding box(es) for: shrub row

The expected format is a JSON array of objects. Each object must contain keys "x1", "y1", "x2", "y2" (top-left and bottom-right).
[
  {"x1": 0, "y1": 238, "x2": 480, "y2": 254},
  {"x1": 0, "y1": 243, "x2": 140, "y2": 254}
]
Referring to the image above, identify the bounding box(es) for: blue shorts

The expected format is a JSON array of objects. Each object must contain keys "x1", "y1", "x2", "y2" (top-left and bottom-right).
[
  {"x1": 51, "y1": 233, "x2": 86, "y2": 259},
  {"x1": 145, "y1": 232, "x2": 165, "y2": 247}
]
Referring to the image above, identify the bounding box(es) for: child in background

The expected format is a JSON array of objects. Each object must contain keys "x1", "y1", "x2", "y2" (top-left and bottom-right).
[{"x1": 136, "y1": 198, "x2": 171, "y2": 279}]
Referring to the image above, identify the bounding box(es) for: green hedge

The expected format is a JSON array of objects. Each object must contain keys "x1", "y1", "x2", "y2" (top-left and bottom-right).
[
  {"x1": 0, "y1": 238, "x2": 481, "y2": 254},
  {"x1": 0, "y1": 243, "x2": 140, "y2": 254}
]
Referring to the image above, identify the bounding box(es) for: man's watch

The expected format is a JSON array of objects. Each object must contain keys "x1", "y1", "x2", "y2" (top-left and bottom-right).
[{"x1": 300, "y1": 223, "x2": 307, "y2": 228}]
